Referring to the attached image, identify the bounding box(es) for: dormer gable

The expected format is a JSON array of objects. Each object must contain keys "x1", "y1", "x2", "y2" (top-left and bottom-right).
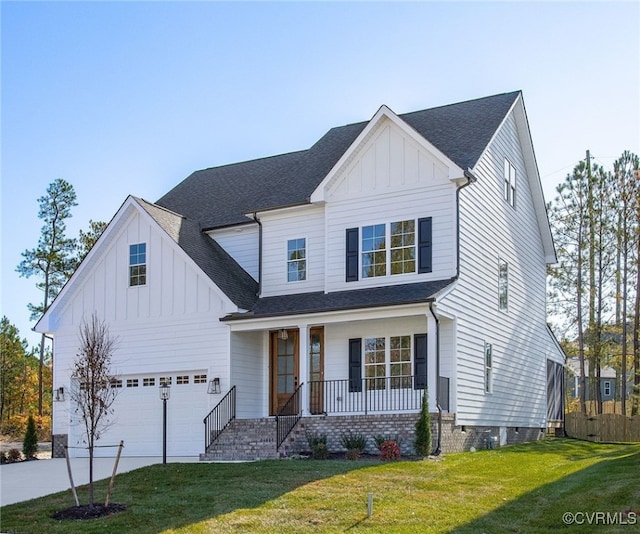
[{"x1": 310, "y1": 105, "x2": 465, "y2": 203}]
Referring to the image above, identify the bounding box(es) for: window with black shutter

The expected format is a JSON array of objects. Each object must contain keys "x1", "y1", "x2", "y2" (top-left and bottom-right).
[
  {"x1": 345, "y1": 228, "x2": 359, "y2": 282},
  {"x1": 348, "y1": 338, "x2": 362, "y2": 392},
  {"x1": 418, "y1": 217, "x2": 432, "y2": 273},
  {"x1": 414, "y1": 333, "x2": 427, "y2": 389}
]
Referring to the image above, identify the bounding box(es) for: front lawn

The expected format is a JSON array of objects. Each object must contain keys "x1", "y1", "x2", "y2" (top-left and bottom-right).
[{"x1": 1, "y1": 438, "x2": 639, "y2": 533}]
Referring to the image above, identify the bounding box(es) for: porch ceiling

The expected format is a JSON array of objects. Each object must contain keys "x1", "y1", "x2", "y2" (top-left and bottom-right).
[{"x1": 222, "y1": 278, "x2": 455, "y2": 321}]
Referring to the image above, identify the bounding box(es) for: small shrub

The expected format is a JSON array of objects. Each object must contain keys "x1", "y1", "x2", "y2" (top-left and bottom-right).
[
  {"x1": 7, "y1": 448, "x2": 22, "y2": 463},
  {"x1": 374, "y1": 434, "x2": 402, "y2": 450},
  {"x1": 23, "y1": 415, "x2": 39, "y2": 459},
  {"x1": 306, "y1": 432, "x2": 329, "y2": 460},
  {"x1": 414, "y1": 391, "x2": 432, "y2": 457},
  {"x1": 0, "y1": 451, "x2": 7, "y2": 464},
  {"x1": 341, "y1": 432, "x2": 366, "y2": 460},
  {"x1": 380, "y1": 440, "x2": 401, "y2": 461}
]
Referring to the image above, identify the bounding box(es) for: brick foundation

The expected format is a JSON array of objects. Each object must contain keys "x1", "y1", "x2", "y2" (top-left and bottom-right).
[
  {"x1": 52, "y1": 434, "x2": 68, "y2": 458},
  {"x1": 281, "y1": 413, "x2": 545, "y2": 456}
]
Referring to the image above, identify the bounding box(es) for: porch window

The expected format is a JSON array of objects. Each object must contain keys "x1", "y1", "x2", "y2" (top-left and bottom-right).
[
  {"x1": 287, "y1": 238, "x2": 306, "y2": 282},
  {"x1": 364, "y1": 335, "x2": 412, "y2": 390},
  {"x1": 129, "y1": 243, "x2": 147, "y2": 287}
]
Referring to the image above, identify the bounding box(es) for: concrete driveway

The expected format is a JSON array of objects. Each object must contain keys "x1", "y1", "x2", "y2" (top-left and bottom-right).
[{"x1": 0, "y1": 456, "x2": 199, "y2": 507}]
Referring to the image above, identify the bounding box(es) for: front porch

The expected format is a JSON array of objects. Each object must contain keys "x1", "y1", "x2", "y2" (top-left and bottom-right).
[{"x1": 201, "y1": 375, "x2": 450, "y2": 461}]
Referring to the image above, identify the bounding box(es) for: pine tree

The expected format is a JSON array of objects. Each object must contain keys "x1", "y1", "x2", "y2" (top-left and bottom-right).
[
  {"x1": 22, "y1": 415, "x2": 38, "y2": 460},
  {"x1": 414, "y1": 390, "x2": 431, "y2": 457}
]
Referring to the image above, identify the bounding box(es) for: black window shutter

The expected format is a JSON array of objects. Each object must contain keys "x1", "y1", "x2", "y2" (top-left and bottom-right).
[
  {"x1": 414, "y1": 333, "x2": 427, "y2": 389},
  {"x1": 418, "y1": 217, "x2": 432, "y2": 273},
  {"x1": 348, "y1": 338, "x2": 362, "y2": 392},
  {"x1": 345, "y1": 228, "x2": 359, "y2": 282}
]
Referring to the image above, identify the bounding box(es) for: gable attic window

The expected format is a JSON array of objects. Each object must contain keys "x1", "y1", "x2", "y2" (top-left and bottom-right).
[
  {"x1": 287, "y1": 238, "x2": 306, "y2": 282},
  {"x1": 129, "y1": 243, "x2": 147, "y2": 286},
  {"x1": 503, "y1": 158, "x2": 516, "y2": 207}
]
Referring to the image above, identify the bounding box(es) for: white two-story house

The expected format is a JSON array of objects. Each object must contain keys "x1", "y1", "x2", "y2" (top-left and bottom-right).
[{"x1": 36, "y1": 91, "x2": 565, "y2": 459}]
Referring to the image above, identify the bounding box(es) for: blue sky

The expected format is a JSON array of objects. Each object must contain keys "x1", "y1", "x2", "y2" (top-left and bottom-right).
[{"x1": 2, "y1": 1, "x2": 639, "y2": 348}]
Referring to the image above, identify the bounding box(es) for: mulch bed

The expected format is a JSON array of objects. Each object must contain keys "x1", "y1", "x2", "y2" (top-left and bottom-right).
[{"x1": 51, "y1": 503, "x2": 127, "y2": 520}]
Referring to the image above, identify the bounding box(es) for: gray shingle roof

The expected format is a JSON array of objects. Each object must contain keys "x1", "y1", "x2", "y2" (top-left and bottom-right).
[
  {"x1": 149, "y1": 92, "x2": 520, "y2": 313},
  {"x1": 157, "y1": 91, "x2": 520, "y2": 229},
  {"x1": 223, "y1": 279, "x2": 456, "y2": 321},
  {"x1": 136, "y1": 198, "x2": 258, "y2": 309}
]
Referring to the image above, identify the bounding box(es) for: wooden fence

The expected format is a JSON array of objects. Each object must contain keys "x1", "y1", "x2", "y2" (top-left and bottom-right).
[{"x1": 565, "y1": 412, "x2": 640, "y2": 443}]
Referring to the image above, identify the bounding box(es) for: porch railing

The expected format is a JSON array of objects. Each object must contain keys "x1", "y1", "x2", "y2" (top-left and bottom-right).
[
  {"x1": 275, "y1": 383, "x2": 303, "y2": 449},
  {"x1": 309, "y1": 376, "x2": 440, "y2": 415},
  {"x1": 203, "y1": 385, "x2": 236, "y2": 452}
]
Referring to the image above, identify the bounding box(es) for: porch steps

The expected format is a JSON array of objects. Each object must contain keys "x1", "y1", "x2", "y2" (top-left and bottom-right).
[{"x1": 200, "y1": 418, "x2": 297, "y2": 461}]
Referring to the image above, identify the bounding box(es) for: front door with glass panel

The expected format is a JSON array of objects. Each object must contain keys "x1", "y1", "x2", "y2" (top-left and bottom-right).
[
  {"x1": 270, "y1": 330, "x2": 299, "y2": 415},
  {"x1": 309, "y1": 327, "x2": 324, "y2": 414}
]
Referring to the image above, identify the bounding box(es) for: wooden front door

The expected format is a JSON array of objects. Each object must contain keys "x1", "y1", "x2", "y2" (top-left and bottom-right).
[
  {"x1": 270, "y1": 330, "x2": 299, "y2": 415},
  {"x1": 309, "y1": 327, "x2": 325, "y2": 414}
]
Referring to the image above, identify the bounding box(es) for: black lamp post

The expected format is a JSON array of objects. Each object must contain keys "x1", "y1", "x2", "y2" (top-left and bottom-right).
[{"x1": 159, "y1": 381, "x2": 171, "y2": 464}]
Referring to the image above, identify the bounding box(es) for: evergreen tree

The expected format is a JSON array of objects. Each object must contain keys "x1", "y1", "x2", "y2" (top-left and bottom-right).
[
  {"x1": 22, "y1": 415, "x2": 38, "y2": 460},
  {"x1": 414, "y1": 390, "x2": 431, "y2": 457},
  {"x1": 16, "y1": 179, "x2": 77, "y2": 416}
]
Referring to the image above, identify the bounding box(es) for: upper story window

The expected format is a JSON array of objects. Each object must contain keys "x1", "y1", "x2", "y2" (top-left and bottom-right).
[
  {"x1": 504, "y1": 158, "x2": 516, "y2": 207},
  {"x1": 129, "y1": 243, "x2": 147, "y2": 287},
  {"x1": 348, "y1": 218, "x2": 428, "y2": 281},
  {"x1": 287, "y1": 238, "x2": 306, "y2": 282},
  {"x1": 498, "y1": 258, "x2": 509, "y2": 312}
]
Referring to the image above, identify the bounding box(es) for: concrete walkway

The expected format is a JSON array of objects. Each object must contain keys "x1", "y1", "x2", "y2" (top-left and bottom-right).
[{"x1": 0, "y1": 456, "x2": 199, "y2": 507}]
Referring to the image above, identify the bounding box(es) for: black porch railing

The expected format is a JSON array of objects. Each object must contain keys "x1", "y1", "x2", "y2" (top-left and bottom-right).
[
  {"x1": 203, "y1": 385, "x2": 236, "y2": 452},
  {"x1": 275, "y1": 383, "x2": 303, "y2": 449},
  {"x1": 309, "y1": 376, "x2": 449, "y2": 415}
]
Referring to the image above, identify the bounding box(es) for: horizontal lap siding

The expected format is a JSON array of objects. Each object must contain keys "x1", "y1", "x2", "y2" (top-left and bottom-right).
[
  {"x1": 209, "y1": 225, "x2": 259, "y2": 281},
  {"x1": 440, "y1": 111, "x2": 555, "y2": 428},
  {"x1": 231, "y1": 331, "x2": 266, "y2": 418},
  {"x1": 260, "y1": 206, "x2": 325, "y2": 296}
]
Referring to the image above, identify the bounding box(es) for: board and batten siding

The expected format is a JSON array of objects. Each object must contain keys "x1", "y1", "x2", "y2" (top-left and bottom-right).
[
  {"x1": 259, "y1": 206, "x2": 325, "y2": 297},
  {"x1": 48, "y1": 205, "x2": 237, "y2": 455},
  {"x1": 322, "y1": 117, "x2": 458, "y2": 293},
  {"x1": 439, "y1": 110, "x2": 557, "y2": 428},
  {"x1": 208, "y1": 224, "x2": 259, "y2": 281}
]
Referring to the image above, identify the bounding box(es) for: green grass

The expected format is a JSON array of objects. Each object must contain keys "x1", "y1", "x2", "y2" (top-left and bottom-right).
[{"x1": 1, "y1": 438, "x2": 639, "y2": 533}]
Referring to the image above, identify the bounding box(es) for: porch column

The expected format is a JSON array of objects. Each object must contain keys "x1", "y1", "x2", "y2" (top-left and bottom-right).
[
  {"x1": 426, "y1": 313, "x2": 438, "y2": 409},
  {"x1": 298, "y1": 324, "x2": 310, "y2": 415}
]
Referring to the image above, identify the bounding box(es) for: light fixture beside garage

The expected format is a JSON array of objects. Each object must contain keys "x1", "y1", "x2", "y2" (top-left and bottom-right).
[
  {"x1": 207, "y1": 377, "x2": 221, "y2": 394},
  {"x1": 54, "y1": 386, "x2": 65, "y2": 402}
]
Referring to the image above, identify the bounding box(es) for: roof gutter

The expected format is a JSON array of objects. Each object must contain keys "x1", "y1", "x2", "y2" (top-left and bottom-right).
[
  {"x1": 456, "y1": 169, "x2": 478, "y2": 278},
  {"x1": 251, "y1": 213, "x2": 262, "y2": 297}
]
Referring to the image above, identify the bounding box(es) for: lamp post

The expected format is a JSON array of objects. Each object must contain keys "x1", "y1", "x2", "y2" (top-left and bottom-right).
[{"x1": 159, "y1": 381, "x2": 171, "y2": 464}]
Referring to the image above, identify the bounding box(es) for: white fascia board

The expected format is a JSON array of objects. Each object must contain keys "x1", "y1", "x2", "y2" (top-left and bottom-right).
[
  {"x1": 224, "y1": 302, "x2": 430, "y2": 333},
  {"x1": 34, "y1": 195, "x2": 138, "y2": 334},
  {"x1": 310, "y1": 105, "x2": 465, "y2": 204}
]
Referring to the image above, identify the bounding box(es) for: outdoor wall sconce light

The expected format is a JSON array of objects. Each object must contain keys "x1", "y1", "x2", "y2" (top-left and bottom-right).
[
  {"x1": 54, "y1": 387, "x2": 65, "y2": 402},
  {"x1": 278, "y1": 329, "x2": 288, "y2": 340},
  {"x1": 207, "y1": 377, "x2": 221, "y2": 394}
]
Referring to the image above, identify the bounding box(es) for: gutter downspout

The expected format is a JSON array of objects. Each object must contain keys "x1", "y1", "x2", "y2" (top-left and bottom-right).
[
  {"x1": 429, "y1": 169, "x2": 477, "y2": 456},
  {"x1": 251, "y1": 213, "x2": 263, "y2": 297}
]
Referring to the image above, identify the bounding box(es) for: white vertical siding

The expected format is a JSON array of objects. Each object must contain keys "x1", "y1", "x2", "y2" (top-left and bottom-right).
[
  {"x1": 439, "y1": 110, "x2": 557, "y2": 427},
  {"x1": 49, "y1": 205, "x2": 237, "y2": 456},
  {"x1": 208, "y1": 225, "x2": 259, "y2": 281}
]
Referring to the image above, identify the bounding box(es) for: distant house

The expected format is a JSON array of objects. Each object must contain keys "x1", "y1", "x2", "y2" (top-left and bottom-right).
[
  {"x1": 36, "y1": 91, "x2": 565, "y2": 459},
  {"x1": 567, "y1": 358, "x2": 618, "y2": 402}
]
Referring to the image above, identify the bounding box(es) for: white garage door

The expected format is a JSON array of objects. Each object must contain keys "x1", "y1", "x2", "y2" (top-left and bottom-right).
[{"x1": 69, "y1": 371, "x2": 209, "y2": 457}]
